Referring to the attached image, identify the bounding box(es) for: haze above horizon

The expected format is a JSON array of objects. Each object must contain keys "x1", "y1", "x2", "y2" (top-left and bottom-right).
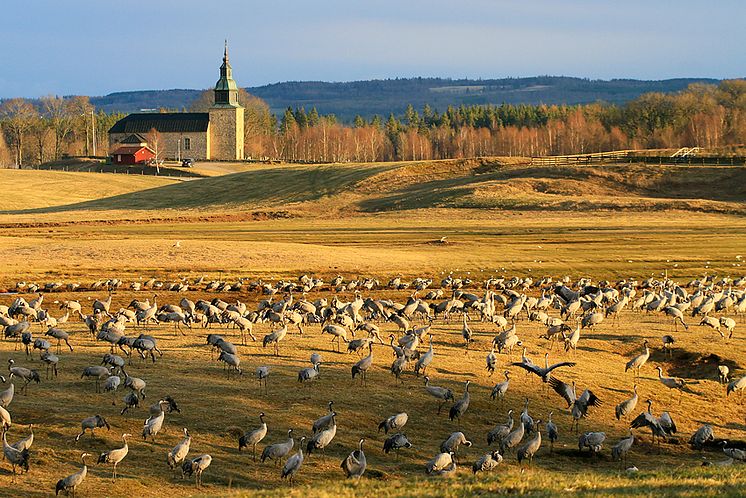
[{"x1": 2, "y1": 0, "x2": 745, "y2": 99}]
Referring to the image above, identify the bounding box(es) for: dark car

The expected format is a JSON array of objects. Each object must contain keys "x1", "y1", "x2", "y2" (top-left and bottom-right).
[{"x1": 181, "y1": 158, "x2": 194, "y2": 168}]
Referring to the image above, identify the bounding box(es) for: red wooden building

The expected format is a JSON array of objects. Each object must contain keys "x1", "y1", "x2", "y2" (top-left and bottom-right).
[{"x1": 111, "y1": 134, "x2": 155, "y2": 165}]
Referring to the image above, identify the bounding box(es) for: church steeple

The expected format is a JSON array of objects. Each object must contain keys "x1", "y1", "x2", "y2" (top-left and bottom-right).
[{"x1": 214, "y1": 40, "x2": 239, "y2": 107}]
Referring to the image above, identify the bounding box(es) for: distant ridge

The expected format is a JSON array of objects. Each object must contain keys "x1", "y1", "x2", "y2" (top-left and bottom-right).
[{"x1": 90, "y1": 76, "x2": 720, "y2": 120}]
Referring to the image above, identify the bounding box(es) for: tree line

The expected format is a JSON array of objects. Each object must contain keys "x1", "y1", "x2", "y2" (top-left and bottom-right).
[
  {"x1": 2, "y1": 80, "x2": 744, "y2": 167},
  {"x1": 0, "y1": 95, "x2": 123, "y2": 167}
]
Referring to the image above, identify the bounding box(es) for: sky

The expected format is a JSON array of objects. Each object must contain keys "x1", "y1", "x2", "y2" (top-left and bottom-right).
[{"x1": 1, "y1": 0, "x2": 745, "y2": 98}]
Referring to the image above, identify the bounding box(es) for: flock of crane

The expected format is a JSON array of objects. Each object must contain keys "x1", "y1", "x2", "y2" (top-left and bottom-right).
[{"x1": 2, "y1": 272, "x2": 746, "y2": 495}]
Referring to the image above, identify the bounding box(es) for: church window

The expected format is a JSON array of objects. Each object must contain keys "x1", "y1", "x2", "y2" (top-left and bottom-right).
[{"x1": 184, "y1": 137, "x2": 191, "y2": 150}]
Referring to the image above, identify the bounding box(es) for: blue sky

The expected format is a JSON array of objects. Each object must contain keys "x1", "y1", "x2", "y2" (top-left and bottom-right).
[{"x1": 1, "y1": 0, "x2": 744, "y2": 98}]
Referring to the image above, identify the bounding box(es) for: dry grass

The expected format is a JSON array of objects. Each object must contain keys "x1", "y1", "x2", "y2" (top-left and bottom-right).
[
  {"x1": 0, "y1": 170, "x2": 176, "y2": 211},
  {"x1": 2, "y1": 286, "x2": 746, "y2": 497},
  {"x1": 0, "y1": 160, "x2": 746, "y2": 496}
]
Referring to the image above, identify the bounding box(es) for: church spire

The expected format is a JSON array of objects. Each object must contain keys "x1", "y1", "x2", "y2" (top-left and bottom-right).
[{"x1": 214, "y1": 41, "x2": 239, "y2": 107}]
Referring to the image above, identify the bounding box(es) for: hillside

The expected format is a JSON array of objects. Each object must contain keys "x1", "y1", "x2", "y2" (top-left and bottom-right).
[
  {"x1": 0, "y1": 170, "x2": 177, "y2": 211},
  {"x1": 4, "y1": 160, "x2": 746, "y2": 218},
  {"x1": 89, "y1": 76, "x2": 719, "y2": 120}
]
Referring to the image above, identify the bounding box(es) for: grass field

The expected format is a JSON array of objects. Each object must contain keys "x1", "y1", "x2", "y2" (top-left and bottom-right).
[{"x1": 0, "y1": 159, "x2": 745, "y2": 497}]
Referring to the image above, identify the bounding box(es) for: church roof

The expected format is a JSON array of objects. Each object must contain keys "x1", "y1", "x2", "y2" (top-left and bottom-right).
[
  {"x1": 119, "y1": 133, "x2": 148, "y2": 145},
  {"x1": 109, "y1": 113, "x2": 210, "y2": 134}
]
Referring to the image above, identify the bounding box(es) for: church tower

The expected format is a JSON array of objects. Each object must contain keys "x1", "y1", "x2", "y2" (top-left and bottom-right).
[{"x1": 209, "y1": 41, "x2": 244, "y2": 160}]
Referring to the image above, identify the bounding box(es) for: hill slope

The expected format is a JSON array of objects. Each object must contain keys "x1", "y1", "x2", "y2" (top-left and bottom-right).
[{"x1": 4, "y1": 160, "x2": 746, "y2": 217}]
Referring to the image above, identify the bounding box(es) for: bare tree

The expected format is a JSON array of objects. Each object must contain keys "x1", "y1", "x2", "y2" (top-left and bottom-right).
[
  {"x1": 146, "y1": 127, "x2": 164, "y2": 174},
  {"x1": 41, "y1": 95, "x2": 75, "y2": 160},
  {"x1": 0, "y1": 98, "x2": 37, "y2": 167}
]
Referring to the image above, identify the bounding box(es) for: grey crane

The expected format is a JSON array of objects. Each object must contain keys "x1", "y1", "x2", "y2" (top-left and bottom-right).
[
  {"x1": 579, "y1": 431, "x2": 606, "y2": 455},
  {"x1": 7, "y1": 359, "x2": 40, "y2": 395},
  {"x1": 500, "y1": 417, "x2": 525, "y2": 454},
  {"x1": 511, "y1": 353, "x2": 576, "y2": 383},
  {"x1": 81, "y1": 365, "x2": 112, "y2": 393},
  {"x1": 0, "y1": 405, "x2": 10, "y2": 430},
  {"x1": 263, "y1": 324, "x2": 288, "y2": 356},
  {"x1": 611, "y1": 430, "x2": 635, "y2": 465},
  {"x1": 547, "y1": 377, "x2": 602, "y2": 432},
  {"x1": 424, "y1": 376, "x2": 454, "y2": 414},
  {"x1": 486, "y1": 343, "x2": 497, "y2": 375},
  {"x1": 379, "y1": 412, "x2": 408, "y2": 434},
  {"x1": 727, "y1": 375, "x2": 746, "y2": 399},
  {"x1": 40, "y1": 351, "x2": 59, "y2": 379},
  {"x1": 97, "y1": 433, "x2": 131, "y2": 482},
  {"x1": 103, "y1": 374, "x2": 120, "y2": 405},
  {"x1": 124, "y1": 374, "x2": 147, "y2": 399},
  {"x1": 310, "y1": 352, "x2": 322, "y2": 366},
  {"x1": 625, "y1": 340, "x2": 650, "y2": 377},
  {"x1": 490, "y1": 371, "x2": 511, "y2": 404},
  {"x1": 32, "y1": 338, "x2": 52, "y2": 355},
  {"x1": 390, "y1": 354, "x2": 407, "y2": 382},
  {"x1": 281, "y1": 436, "x2": 306, "y2": 486},
  {"x1": 615, "y1": 385, "x2": 639, "y2": 420},
  {"x1": 218, "y1": 350, "x2": 243, "y2": 376},
  {"x1": 661, "y1": 335, "x2": 675, "y2": 358},
  {"x1": 655, "y1": 366, "x2": 687, "y2": 402},
  {"x1": 520, "y1": 398, "x2": 534, "y2": 433},
  {"x1": 487, "y1": 409, "x2": 513, "y2": 446},
  {"x1": 75, "y1": 415, "x2": 110, "y2": 441},
  {"x1": 630, "y1": 399, "x2": 676, "y2": 447},
  {"x1": 723, "y1": 446, "x2": 746, "y2": 462},
  {"x1": 720, "y1": 316, "x2": 736, "y2": 339},
  {"x1": 663, "y1": 306, "x2": 688, "y2": 331},
  {"x1": 689, "y1": 424, "x2": 715, "y2": 450},
  {"x1": 563, "y1": 320, "x2": 582, "y2": 355},
  {"x1": 256, "y1": 366, "x2": 270, "y2": 394},
  {"x1": 449, "y1": 380, "x2": 471, "y2": 424},
  {"x1": 718, "y1": 365, "x2": 730, "y2": 384},
  {"x1": 517, "y1": 420, "x2": 542, "y2": 466},
  {"x1": 11, "y1": 424, "x2": 33, "y2": 453},
  {"x1": 700, "y1": 315, "x2": 723, "y2": 337},
  {"x1": 321, "y1": 324, "x2": 347, "y2": 353},
  {"x1": 182, "y1": 454, "x2": 212, "y2": 488},
  {"x1": 55, "y1": 452, "x2": 91, "y2": 497},
  {"x1": 168, "y1": 428, "x2": 191, "y2": 471},
  {"x1": 312, "y1": 401, "x2": 335, "y2": 433},
  {"x1": 546, "y1": 412, "x2": 558, "y2": 454},
  {"x1": 120, "y1": 392, "x2": 140, "y2": 415},
  {"x1": 261, "y1": 429, "x2": 294, "y2": 464},
  {"x1": 0, "y1": 378, "x2": 13, "y2": 408},
  {"x1": 340, "y1": 438, "x2": 366, "y2": 481},
  {"x1": 461, "y1": 315, "x2": 472, "y2": 352},
  {"x1": 414, "y1": 334, "x2": 434, "y2": 376},
  {"x1": 351, "y1": 343, "x2": 374, "y2": 385},
  {"x1": 142, "y1": 400, "x2": 169, "y2": 441},
  {"x1": 2, "y1": 428, "x2": 29, "y2": 482},
  {"x1": 472, "y1": 450, "x2": 502, "y2": 474},
  {"x1": 46, "y1": 326, "x2": 73, "y2": 353},
  {"x1": 426, "y1": 451, "x2": 454, "y2": 474},
  {"x1": 581, "y1": 311, "x2": 604, "y2": 330},
  {"x1": 440, "y1": 431, "x2": 472, "y2": 462},
  {"x1": 298, "y1": 362, "x2": 321, "y2": 383},
  {"x1": 570, "y1": 386, "x2": 602, "y2": 433},
  {"x1": 238, "y1": 412, "x2": 268, "y2": 461},
  {"x1": 307, "y1": 413, "x2": 337, "y2": 454},
  {"x1": 383, "y1": 433, "x2": 412, "y2": 459}
]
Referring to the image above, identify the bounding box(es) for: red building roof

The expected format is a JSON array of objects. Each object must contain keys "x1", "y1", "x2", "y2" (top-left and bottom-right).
[{"x1": 111, "y1": 145, "x2": 154, "y2": 156}]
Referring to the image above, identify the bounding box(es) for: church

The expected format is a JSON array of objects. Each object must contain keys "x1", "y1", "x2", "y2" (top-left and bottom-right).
[{"x1": 108, "y1": 43, "x2": 244, "y2": 162}]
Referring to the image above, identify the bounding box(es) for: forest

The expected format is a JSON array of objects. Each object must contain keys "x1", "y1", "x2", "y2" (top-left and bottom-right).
[{"x1": 0, "y1": 80, "x2": 744, "y2": 166}]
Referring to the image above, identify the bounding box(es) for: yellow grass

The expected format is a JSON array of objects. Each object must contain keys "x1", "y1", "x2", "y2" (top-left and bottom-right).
[
  {"x1": 0, "y1": 160, "x2": 745, "y2": 496},
  {"x1": 0, "y1": 170, "x2": 177, "y2": 211}
]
